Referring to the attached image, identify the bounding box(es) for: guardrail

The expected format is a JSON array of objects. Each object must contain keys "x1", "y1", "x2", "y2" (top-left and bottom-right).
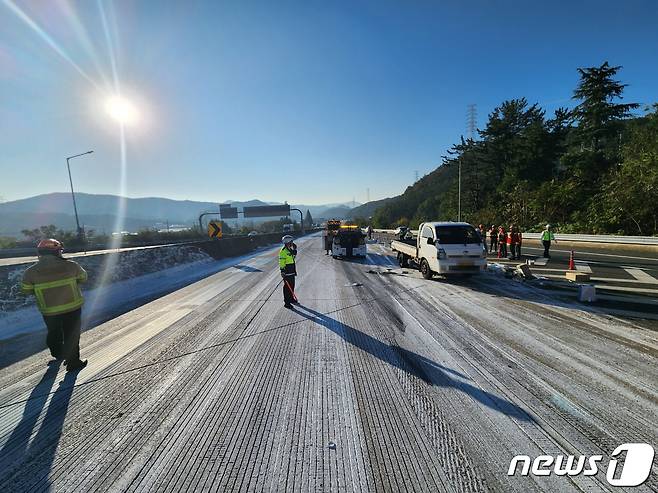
[
  {"x1": 374, "y1": 229, "x2": 658, "y2": 246},
  {"x1": 520, "y1": 233, "x2": 658, "y2": 245}
]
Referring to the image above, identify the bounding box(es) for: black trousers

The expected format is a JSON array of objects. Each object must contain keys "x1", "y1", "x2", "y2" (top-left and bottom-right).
[
  {"x1": 510, "y1": 243, "x2": 520, "y2": 259},
  {"x1": 42, "y1": 308, "x2": 82, "y2": 364},
  {"x1": 542, "y1": 240, "x2": 551, "y2": 257},
  {"x1": 283, "y1": 276, "x2": 296, "y2": 304}
]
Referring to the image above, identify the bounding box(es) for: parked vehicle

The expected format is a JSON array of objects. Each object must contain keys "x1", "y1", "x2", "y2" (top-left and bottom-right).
[
  {"x1": 391, "y1": 222, "x2": 486, "y2": 279},
  {"x1": 332, "y1": 224, "x2": 367, "y2": 258}
]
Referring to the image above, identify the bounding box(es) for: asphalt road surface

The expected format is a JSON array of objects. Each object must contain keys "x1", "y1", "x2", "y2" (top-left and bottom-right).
[{"x1": 1, "y1": 234, "x2": 656, "y2": 492}]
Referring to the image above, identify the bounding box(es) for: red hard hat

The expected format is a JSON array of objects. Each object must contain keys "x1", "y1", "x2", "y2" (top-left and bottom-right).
[{"x1": 37, "y1": 238, "x2": 63, "y2": 252}]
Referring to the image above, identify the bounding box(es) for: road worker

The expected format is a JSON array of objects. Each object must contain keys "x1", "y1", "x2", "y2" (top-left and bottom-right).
[
  {"x1": 508, "y1": 224, "x2": 523, "y2": 260},
  {"x1": 279, "y1": 235, "x2": 298, "y2": 308},
  {"x1": 21, "y1": 239, "x2": 88, "y2": 371},
  {"x1": 497, "y1": 226, "x2": 507, "y2": 258},
  {"x1": 488, "y1": 225, "x2": 497, "y2": 254},
  {"x1": 476, "y1": 224, "x2": 487, "y2": 252},
  {"x1": 541, "y1": 224, "x2": 557, "y2": 258}
]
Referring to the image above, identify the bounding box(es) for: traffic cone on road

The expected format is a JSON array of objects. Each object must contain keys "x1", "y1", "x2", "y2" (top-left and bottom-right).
[{"x1": 568, "y1": 250, "x2": 576, "y2": 270}]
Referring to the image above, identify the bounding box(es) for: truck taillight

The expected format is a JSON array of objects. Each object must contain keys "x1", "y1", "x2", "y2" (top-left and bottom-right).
[{"x1": 438, "y1": 248, "x2": 447, "y2": 259}]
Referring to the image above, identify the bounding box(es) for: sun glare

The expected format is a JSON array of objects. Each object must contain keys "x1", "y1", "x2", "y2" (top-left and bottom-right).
[{"x1": 105, "y1": 96, "x2": 139, "y2": 125}]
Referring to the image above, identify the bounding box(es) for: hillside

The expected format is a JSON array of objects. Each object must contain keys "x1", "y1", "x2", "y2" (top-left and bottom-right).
[
  {"x1": 371, "y1": 165, "x2": 457, "y2": 227},
  {"x1": 346, "y1": 197, "x2": 394, "y2": 220},
  {"x1": 371, "y1": 63, "x2": 658, "y2": 235}
]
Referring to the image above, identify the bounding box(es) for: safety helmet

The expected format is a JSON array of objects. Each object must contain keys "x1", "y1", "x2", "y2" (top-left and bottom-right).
[
  {"x1": 546, "y1": 224, "x2": 551, "y2": 229},
  {"x1": 37, "y1": 238, "x2": 64, "y2": 256},
  {"x1": 281, "y1": 235, "x2": 294, "y2": 244}
]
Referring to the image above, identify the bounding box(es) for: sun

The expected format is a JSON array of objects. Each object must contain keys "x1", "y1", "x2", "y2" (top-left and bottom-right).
[{"x1": 105, "y1": 96, "x2": 139, "y2": 125}]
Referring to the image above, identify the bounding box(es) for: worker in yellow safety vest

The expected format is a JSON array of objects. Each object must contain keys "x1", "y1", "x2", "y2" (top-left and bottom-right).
[
  {"x1": 279, "y1": 235, "x2": 298, "y2": 308},
  {"x1": 21, "y1": 239, "x2": 88, "y2": 371},
  {"x1": 541, "y1": 224, "x2": 557, "y2": 258}
]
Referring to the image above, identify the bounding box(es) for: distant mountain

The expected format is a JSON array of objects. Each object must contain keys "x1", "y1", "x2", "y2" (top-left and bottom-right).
[
  {"x1": 0, "y1": 193, "x2": 360, "y2": 237},
  {"x1": 346, "y1": 198, "x2": 394, "y2": 219},
  {"x1": 317, "y1": 205, "x2": 352, "y2": 220}
]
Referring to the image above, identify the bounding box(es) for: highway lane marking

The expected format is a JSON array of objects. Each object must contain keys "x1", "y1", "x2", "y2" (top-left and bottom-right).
[
  {"x1": 522, "y1": 246, "x2": 658, "y2": 262},
  {"x1": 536, "y1": 274, "x2": 658, "y2": 295},
  {"x1": 575, "y1": 261, "x2": 592, "y2": 274},
  {"x1": 623, "y1": 268, "x2": 658, "y2": 285}
]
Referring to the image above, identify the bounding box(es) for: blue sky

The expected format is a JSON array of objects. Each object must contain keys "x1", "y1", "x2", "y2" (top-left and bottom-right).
[{"x1": 1, "y1": 0, "x2": 657, "y2": 205}]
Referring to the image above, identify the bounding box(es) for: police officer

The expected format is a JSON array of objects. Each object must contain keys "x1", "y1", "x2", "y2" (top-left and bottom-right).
[
  {"x1": 279, "y1": 235, "x2": 298, "y2": 308},
  {"x1": 21, "y1": 239, "x2": 88, "y2": 371}
]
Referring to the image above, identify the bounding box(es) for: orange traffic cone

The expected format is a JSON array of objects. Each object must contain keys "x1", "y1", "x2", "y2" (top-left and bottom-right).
[{"x1": 568, "y1": 250, "x2": 576, "y2": 270}]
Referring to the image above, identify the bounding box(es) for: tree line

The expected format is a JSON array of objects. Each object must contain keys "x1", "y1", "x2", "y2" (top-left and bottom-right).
[{"x1": 373, "y1": 62, "x2": 657, "y2": 235}]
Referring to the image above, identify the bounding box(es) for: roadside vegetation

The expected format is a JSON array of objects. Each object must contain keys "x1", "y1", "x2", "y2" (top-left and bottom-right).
[
  {"x1": 2, "y1": 217, "x2": 303, "y2": 250},
  {"x1": 373, "y1": 62, "x2": 658, "y2": 235}
]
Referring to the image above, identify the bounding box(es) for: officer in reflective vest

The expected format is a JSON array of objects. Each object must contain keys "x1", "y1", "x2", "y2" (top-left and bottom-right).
[
  {"x1": 21, "y1": 239, "x2": 88, "y2": 371},
  {"x1": 541, "y1": 224, "x2": 557, "y2": 258},
  {"x1": 279, "y1": 235, "x2": 297, "y2": 308}
]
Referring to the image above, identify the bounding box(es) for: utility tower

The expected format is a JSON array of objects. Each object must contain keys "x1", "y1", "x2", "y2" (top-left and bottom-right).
[
  {"x1": 467, "y1": 104, "x2": 477, "y2": 139},
  {"x1": 414, "y1": 170, "x2": 419, "y2": 183}
]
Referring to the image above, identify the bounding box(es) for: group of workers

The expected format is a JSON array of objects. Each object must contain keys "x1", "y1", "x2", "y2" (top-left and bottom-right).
[
  {"x1": 477, "y1": 224, "x2": 524, "y2": 260},
  {"x1": 476, "y1": 223, "x2": 557, "y2": 259}
]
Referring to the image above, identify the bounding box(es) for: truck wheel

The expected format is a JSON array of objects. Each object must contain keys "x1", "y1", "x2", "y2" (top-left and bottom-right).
[
  {"x1": 420, "y1": 259, "x2": 433, "y2": 279},
  {"x1": 398, "y1": 253, "x2": 408, "y2": 268}
]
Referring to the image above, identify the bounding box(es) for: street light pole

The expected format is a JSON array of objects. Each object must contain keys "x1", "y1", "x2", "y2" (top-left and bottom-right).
[
  {"x1": 458, "y1": 157, "x2": 462, "y2": 222},
  {"x1": 66, "y1": 150, "x2": 93, "y2": 239}
]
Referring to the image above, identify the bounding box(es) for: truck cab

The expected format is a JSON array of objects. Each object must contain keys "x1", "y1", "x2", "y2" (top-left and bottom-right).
[
  {"x1": 392, "y1": 222, "x2": 486, "y2": 279},
  {"x1": 417, "y1": 222, "x2": 486, "y2": 277}
]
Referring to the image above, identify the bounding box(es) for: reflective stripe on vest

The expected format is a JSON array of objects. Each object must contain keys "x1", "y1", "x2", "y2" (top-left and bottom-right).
[{"x1": 31, "y1": 276, "x2": 84, "y2": 316}]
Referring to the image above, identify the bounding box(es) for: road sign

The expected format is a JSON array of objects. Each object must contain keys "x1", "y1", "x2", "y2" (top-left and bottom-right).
[
  {"x1": 219, "y1": 204, "x2": 238, "y2": 219},
  {"x1": 208, "y1": 220, "x2": 222, "y2": 238},
  {"x1": 243, "y1": 205, "x2": 290, "y2": 218}
]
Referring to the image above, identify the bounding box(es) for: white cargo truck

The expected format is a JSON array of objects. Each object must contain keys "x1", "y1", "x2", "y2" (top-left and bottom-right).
[{"x1": 391, "y1": 222, "x2": 486, "y2": 279}]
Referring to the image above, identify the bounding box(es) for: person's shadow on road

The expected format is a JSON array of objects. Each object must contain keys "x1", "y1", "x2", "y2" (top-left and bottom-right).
[
  {"x1": 0, "y1": 366, "x2": 79, "y2": 489},
  {"x1": 292, "y1": 304, "x2": 532, "y2": 422}
]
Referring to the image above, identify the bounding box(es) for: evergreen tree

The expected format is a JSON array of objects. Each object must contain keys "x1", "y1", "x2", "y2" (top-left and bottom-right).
[
  {"x1": 572, "y1": 61, "x2": 639, "y2": 151},
  {"x1": 304, "y1": 209, "x2": 314, "y2": 228}
]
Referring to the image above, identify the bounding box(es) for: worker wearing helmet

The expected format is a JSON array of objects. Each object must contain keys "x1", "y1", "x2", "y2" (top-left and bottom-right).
[
  {"x1": 279, "y1": 235, "x2": 297, "y2": 308},
  {"x1": 541, "y1": 224, "x2": 557, "y2": 258},
  {"x1": 21, "y1": 239, "x2": 88, "y2": 371}
]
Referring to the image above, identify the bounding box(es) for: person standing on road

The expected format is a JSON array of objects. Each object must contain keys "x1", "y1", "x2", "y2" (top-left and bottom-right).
[
  {"x1": 366, "y1": 225, "x2": 373, "y2": 240},
  {"x1": 508, "y1": 224, "x2": 523, "y2": 260},
  {"x1": 477, "y1": 224, "x2": 487, "y2": 252},
  {"x1": 21, "y1": 239, "x2": 88, "y2": 371},
  {"x1": 497, "y1": 226, "x2": 507, "y2": 258},
  {"x1": 322, "y1": 228, "x2": 331, "y2": 255},
  {"x1": 279, "y1": 235, "x2": 298, "y2": 308},
  {"x1": 541, "y1": 224, "x2": 556, "y2": 258},
  {"x1": 488, "y1": 225, "x2": 497, "y2": 254}
]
